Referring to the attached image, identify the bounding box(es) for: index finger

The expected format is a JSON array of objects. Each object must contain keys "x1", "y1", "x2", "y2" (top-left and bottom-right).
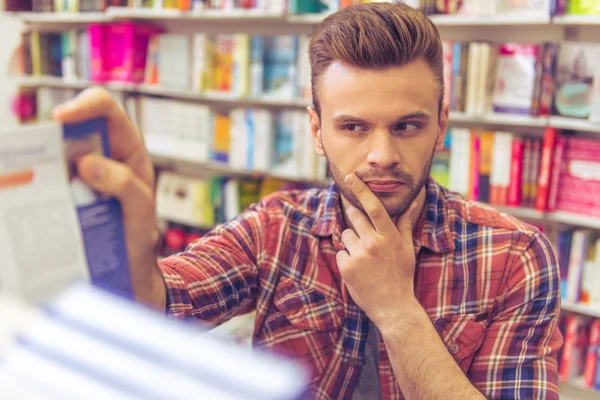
[
  {"x1": 52, "y1": 87, "x2": 153, "y2": 187},
  {"x1": 345, "y1": 174, "x2": 396, "y2": 235}
]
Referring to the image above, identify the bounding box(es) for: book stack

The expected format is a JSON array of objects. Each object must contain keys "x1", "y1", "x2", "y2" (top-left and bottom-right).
[
  {"x1": 0, "y1": 284, "x2": 308, "y2": 399},
  {"x1": 442, "y1": 126, "x2": 600, "y2": 218},
  {"x1": 558, "y1": 313, "x2": 600, "y2": 391}
]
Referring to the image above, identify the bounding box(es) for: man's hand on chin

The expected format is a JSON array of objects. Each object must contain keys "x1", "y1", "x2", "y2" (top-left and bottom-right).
[{"x1": 336, "y1": 173, "x2": 422, "y2": 330}]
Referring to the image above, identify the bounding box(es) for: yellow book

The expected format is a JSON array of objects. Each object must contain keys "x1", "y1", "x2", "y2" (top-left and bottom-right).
[
  {"x1": 212, "y1": 113, "x2": 231, "y2": 163},
  {"x1": 30, "y1": 31, "x2": 41, "y2": 76},
  {"x1": 233, "y1": 34, "x2": 250, "y2": 96}
]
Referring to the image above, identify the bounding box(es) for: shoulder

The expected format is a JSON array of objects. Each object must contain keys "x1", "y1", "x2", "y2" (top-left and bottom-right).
[
  {"x1": 441, "y1": 186, "x2": 540, "y2": 240},
  {"x1": 257, "y1": 187, "x2": 329, "y2": 219}
]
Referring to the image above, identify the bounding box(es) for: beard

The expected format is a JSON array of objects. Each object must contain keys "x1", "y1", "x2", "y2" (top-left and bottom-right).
[{"x1": 325, "y1": 150, "x2": 435, "y2": 220}]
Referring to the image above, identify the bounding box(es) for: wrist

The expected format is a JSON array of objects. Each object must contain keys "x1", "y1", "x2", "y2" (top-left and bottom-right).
[{"x1": 376, "y1": 296, "x2": 428, "y2": 341}]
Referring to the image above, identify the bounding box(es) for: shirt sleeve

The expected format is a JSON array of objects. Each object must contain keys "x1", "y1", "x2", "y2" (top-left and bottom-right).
[
  {"x1": 470, "y1": 231, "x2": 563, "y2": 399},
  {"x1": 158, "y1": 201, "x2": 269, "y2": 325}
]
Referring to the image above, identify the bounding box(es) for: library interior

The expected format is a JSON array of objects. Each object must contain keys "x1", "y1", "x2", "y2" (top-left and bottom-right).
[{"x1": 2, "y1": 0, "x2": 600, "y2": 399}]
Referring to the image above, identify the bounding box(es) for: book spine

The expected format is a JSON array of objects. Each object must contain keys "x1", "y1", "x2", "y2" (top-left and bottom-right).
[
  {"x1": 470, "y1": 134, "x2": 480, "y2": 201},
  {"x1": 535, "y1": 127, "x2": 558, "y2": 211},
  {"x1": 547, "y1": 135, "x2": 564, "y2": 212},
  {"x1": 508, "y1": 138, "x2": 524, "y2": 207}
]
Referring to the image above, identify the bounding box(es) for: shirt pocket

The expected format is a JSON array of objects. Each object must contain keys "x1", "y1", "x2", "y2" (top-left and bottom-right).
[
  {"x1": 432, "y1": 313, "x2": 488, "y2": 374},
  {"x1": 272, "y1": 276, "x2": 344, "y2": 331},
  {"x1": 259, "y1": 276, "x2": 344, "y2": 380}
]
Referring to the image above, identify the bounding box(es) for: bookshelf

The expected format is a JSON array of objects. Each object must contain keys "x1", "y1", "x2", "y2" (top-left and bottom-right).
[
  {"x1": 16, "y1": 77, "x2": 600, "y2": 134},
  {"x1": 4, "y1": 4, "x2": 600, "y2": 398}
]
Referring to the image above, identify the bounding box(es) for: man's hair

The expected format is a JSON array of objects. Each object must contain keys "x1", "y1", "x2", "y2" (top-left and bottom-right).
[{"x1": 309, "y1": 2, "x2": 444, "y2": 116}]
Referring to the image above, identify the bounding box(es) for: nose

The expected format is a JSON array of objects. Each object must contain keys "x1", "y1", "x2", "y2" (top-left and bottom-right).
[{"x1": 366, "y1": 131, "x2": 400, "y2": 169}]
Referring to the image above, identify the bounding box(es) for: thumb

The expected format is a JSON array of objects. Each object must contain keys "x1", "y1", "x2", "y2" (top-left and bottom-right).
[{"x1": 395, "y1": 201, "x2": 420, "y2": 240}]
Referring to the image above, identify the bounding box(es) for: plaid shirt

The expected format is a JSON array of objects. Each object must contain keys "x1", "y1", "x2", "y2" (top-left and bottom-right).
[{"x1": 160, "y1": 178, "x2": 563, "y2": 399}]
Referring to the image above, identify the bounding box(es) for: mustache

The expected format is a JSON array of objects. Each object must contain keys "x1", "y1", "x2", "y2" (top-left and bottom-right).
[{"x1": 354, "y1": 169, "x2": 414, "y2": 184}]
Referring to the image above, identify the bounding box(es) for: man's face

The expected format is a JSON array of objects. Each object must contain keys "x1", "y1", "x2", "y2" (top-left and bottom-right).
[{"x1": 308, "y1": 60, "x2": 449, "y2": 219}]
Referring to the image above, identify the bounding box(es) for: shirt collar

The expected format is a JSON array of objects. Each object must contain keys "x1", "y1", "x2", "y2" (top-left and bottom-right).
[{"x1": 311, "y1": 178, "x2": 455, "y2": 254}]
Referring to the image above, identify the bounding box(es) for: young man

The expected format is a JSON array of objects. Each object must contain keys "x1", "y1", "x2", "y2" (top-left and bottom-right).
[{"x1": 53, "y1": 3, "x2": 562, "y2": 399}]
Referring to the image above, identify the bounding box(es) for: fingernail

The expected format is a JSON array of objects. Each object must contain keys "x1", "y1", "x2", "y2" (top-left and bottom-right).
[{"x1": 345, "y1": 174, "x2": 357, "y2": 187}]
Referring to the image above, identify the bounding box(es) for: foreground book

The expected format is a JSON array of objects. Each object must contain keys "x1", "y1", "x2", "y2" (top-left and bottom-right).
[
  {"x1": 0, "y1": 284, "x2": 308, "y2": 399},
  {"x1": 0, "y1": 119, "x2": 132, "y2": 304}
]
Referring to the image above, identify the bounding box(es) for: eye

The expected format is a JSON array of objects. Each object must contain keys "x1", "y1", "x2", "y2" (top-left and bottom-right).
[
  {"x1": 340, "y1": 124, "x2": 367, "y2": 132},
  {"x1": 395, "y1": 122, "x2": 420, "y2": 132}
]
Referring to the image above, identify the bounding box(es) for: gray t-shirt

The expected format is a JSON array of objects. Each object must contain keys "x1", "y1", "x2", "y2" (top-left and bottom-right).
[{"x1": 350, "y1": 320, "x2": 383, "y2": 400}]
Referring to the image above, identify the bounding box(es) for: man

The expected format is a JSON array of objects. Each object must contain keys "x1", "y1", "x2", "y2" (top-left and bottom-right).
[{"x1": 53, "y1": 2, "x2": 562, "y2": 399}]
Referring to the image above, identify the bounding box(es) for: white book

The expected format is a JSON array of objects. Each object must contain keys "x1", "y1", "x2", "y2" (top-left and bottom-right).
[
  {"x1": 253, "y1": 109, "x2": 274, "y2": 172},
  {"x1": 476, "y1": 42, "x2": 491, "y2": 115},
  {"x1": 449, "y1": 128, "x2": 472, "y2": 196},
  {"x1": 566, "y1": 230, "x2": 589, "y2": 303},
  {"x1": 224, "y1": 179, "x2": 241, "y2": 221},
  {"x1": 229, "y1": 108, "x2": 249, "y2": 170},
  {"x1": 465, "y1": 43, "x2": 481, "y2": 114},
  {"x1": 490, "y1": 132, "x2": 513, "y2": 196},
  {"x1": 158, "y1": 34, "x2": 191, "y2": 90},
  {"x1": 0, "y1": 120, "x2": 133, "y2": 305}
]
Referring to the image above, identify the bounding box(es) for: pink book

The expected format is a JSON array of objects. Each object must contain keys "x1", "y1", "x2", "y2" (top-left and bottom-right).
[
  {"x1": 508, "y1": 138, "x2": 524, "y2": 207},
  {"x1": 547, "y1": 136, "x2": 564, "y2": 212},
  {"x1": 560, "y1": 314, "x2": 590, "y2": 382},
  {"x1": 470, "y1": 135, "x2": 480, "y2": 201},
  {"x1": 584, "y1": 320, "x2": 600, "y2": 387},
  {"x1": 109, "y1": 23, "x2": 162, "y2": 83},
  {"x1": 88, "y1": 24, "x2": 109, "y2": 83}
]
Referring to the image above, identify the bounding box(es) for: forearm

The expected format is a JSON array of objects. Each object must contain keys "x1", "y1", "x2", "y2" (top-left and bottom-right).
[{"x1": 378, "y1": 300, "x2": 485, "y2": 400}]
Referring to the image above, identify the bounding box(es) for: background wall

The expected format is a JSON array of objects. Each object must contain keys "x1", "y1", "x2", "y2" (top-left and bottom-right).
[{"x1": 0, "y1": 15, "x2": 23, "y2": 127}]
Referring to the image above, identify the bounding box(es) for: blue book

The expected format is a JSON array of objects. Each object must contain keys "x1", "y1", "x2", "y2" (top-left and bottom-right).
[
  {"x1": 63, "y1": 118, "x2": 133, "y2": 298},
  {"x1": 263, "y1": 36, "x2": 299, "y2": 98}
]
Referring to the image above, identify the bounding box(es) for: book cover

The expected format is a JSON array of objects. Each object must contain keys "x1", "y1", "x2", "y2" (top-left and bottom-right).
[
  {"x1": 493, "y1": 43, "x2": 538, "y2": 114},
  {"x1": 478, "y1": 132, "x2": 494, "y2": 203},
  {"x1": 584, "y1": 320, "x2": 600, "y2": 388},
  {"x1": 212, "y1": 113, "x2": 230, "y2": 163},
  {"x1": 557, "y1": 229, "x2": 573, "y2": 300},
  {"x1": 507, "y1": 137, "x2": 524, "y2": 207},
  {"x1": 554, "y1": 42, "x2": 600, "y2": 118},
  {"x1": 469, "y1": 133, "x2": 481, "y2": 201},
  {"x1": 263, "y1": 36, "x2": 299, "y2": 99},
  {"x1": 538, "y1": 43, "x2": 559, "y2": 116},
  {"x1": 158, "y1": 34, "x2": 191, "y2": 89},
  {"x1": 535, "y1": 127, "x2": 558, "y2": 211},
  {"x1": 489, "y1": 132, "x2": 513, "y2": 205},
  {"x1": 88, "y1": 24, "x2": 109, "y2": 83},
  {"x1": 560, "y1": 314, "x2": 591, "y2": 382},
  {"x1": 566, "y1": 229, "x2": 590, "y2": 303},
  {"x1": 547, "y1": 135, "x2": 564, "y2": 211}
]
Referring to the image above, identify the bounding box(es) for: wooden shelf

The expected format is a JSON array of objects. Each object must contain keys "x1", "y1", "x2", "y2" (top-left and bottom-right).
[
  {"x1": 429, "y1": 14, "x2": 550, "y2": 26},
  {"x1": 548, "y1": 116, "x2": 600, "y2": 133},
  {"x1": 562, "y1": 301, "x2": 600, "y2": 319},
  {"x1": 559, "y1": 377, "x2": 600, "y2": 400},
  {"x1": 449, "y1": 111, "x2": 547, "y2": 128},
  {"x1": 553, "y1": 14, "x2": 600, "y2": 26},
  {"x1": 550, "y1": 211, "x2": 600, "y2": 229},
  {"x1": 17, "y1": 76, "x2": 311, "y2": 109}
]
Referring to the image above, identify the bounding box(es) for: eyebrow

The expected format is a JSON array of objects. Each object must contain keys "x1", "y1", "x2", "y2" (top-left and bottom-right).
[{"x1": 332, "y1": 111, "x2": 432, "y2": 125}]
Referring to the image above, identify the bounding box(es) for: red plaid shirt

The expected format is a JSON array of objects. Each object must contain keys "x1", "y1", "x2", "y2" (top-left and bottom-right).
[{"x1": 160, "y1": 178, "x2": 563, "y2": 399}]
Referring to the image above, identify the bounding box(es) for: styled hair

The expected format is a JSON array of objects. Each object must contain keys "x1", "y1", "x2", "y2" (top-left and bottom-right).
[{"x1": 309, "y1": 2, "x2": 444, "y2": 116}]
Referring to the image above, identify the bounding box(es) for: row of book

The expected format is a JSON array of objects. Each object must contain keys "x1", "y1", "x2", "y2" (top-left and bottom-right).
[
  {"x1": 558, "y1": 229, "x2": 600, "y2": 307},
  {"x1": 15, "y1": 27, "x2": 311, "y2": 101},
  {"x1": 559, "y1": 313, "x2": 600, "y2": 390},
  {"x1": 136, "y1": 96, "x2": 328, "y2": 181},
  {"x1": 442, "y1": 127, "x2": 600, "y2": 216},
  {"x1": 15, "y1": 26, "x2": 600, "y2": 122},
  {"x1": 4, "y1": 0, "x2": 599, "y2": 18},
  {"x1": 156, "y1": 172, "x2": 319, "y2": 246},
  {"x1": 2, "y1": 0, "x2": 410, "y2": 14},
  {"x1": 443, "y1": 40, "x2": 600, "y2": 122}
]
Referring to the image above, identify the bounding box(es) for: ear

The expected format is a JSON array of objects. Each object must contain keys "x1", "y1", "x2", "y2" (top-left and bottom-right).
[
  {"x1": 307, "y1": 106, "x2": 325, "y2": 156},
  {"x1": 435, "y1": 102, "x2": 450, "y2": 152}
]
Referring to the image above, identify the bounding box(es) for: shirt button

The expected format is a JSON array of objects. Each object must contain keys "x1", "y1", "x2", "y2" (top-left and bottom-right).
[
  {"x1": 448, "y1": 342, "x2": 460, "y2": 355},
  {"x1": 348, "y1": 358, "x2": 359, "y2": 368}
]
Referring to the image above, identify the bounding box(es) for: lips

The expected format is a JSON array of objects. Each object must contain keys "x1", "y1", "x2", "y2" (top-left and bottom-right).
[{"x1": 365, "y1": 180, "x2": 404, "y2": 192}]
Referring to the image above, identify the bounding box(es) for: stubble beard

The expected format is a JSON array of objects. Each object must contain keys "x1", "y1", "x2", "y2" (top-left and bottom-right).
[{"x1": 324, "y1": 149, "x2": 435, "y2": 220}]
